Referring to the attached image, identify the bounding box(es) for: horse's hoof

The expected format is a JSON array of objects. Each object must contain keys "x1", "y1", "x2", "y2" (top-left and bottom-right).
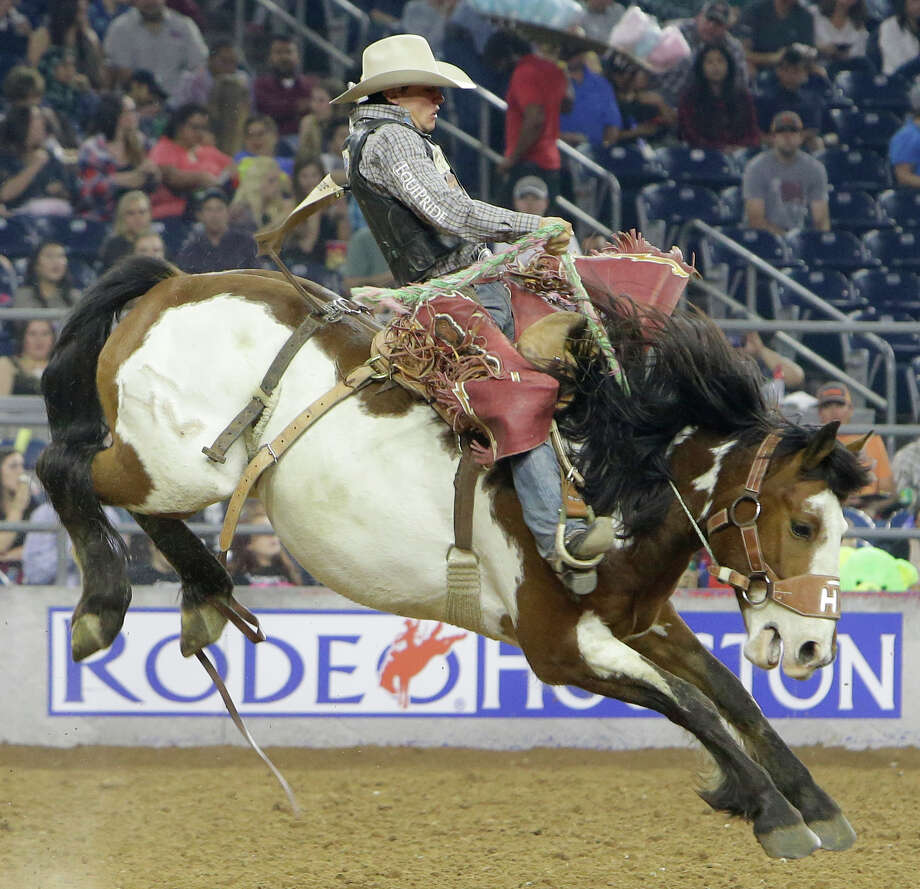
[
  {"x1": 755, "y1": 822, "x2": 822, "y2": 859},
  {"x1": 180, "y1": 598, "x2": 229, "y2": 657},
  {"x1": 808, "y1": 813, "x2": 857, "y2": 851},
  {"x1": 71, "y1": 614, "x2": 112, "y2": 661}
]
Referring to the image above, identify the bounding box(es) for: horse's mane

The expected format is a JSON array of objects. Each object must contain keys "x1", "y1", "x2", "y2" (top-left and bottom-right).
[{"x1": 554, "y1": 299, "x2": 868, "y2": 538}]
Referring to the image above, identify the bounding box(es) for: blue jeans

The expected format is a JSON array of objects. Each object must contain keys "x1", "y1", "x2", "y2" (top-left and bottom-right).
[{"x1": 472, "y1": 282, "x2": 585, "y2": 560}]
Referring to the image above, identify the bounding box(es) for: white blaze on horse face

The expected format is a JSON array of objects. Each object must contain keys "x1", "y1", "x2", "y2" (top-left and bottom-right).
[
  {"x1": 741, "y1": 490, "x2": 843, "y2": 680},
  {"x1": 576, "y1": 612, "x2": 673, "y2": 699}
]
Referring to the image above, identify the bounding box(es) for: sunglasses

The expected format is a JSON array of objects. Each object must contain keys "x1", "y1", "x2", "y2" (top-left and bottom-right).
[{"x1": 773, "y1": 125, "x2": 802, "y2": 133}]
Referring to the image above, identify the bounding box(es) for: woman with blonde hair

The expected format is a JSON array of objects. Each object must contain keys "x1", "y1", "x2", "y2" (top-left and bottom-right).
[
  {"x1": 98, "y1": 189, "x2": 152, "y2": 268},
  {"x1": 228, "y1": 155, "x2": 292, "y2": 235}
]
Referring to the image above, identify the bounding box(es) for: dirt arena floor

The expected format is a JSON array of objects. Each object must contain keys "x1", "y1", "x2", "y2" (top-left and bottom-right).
[{"x1": 0, "y1": 744, "x2": 916, "y2": 889}]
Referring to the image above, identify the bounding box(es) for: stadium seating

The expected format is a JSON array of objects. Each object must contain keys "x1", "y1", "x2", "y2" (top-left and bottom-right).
[
  {"x1": 152, "y1": 218, "x2": 193, "y2": 259},
  {"x1": 776, "y1": 267, "x2": 866, "y2": 314},
  {"x1": 832, "y1": 70, "x2": 910, "y2": 113},
  {"x1": 827, "y1": 189, "x2": 893, "y2": 233},
  {"x1": 36, "y1": 216, "x2": 108, "y2": 262},
  {"x1": 828, "y1": 108, "x2": 902, "y2": 152},
  {"x1": 877, "y1": 189, "x2": 920, "y2": 229},
  {"x1": 601, "y1": 143, "x2": 668, "y2": 188},
  {"x1": 654, "y1": 146, "x2": 741, "y2": 189},
  {"x1": 863, "y1": 228, "x2": 920, "y2": 270},
  {"x1": 851, "y1": 268, "x2": 920, "y2": 314},
  {"x1": 786, "y1": 229, "x2": 879, "y2": 272},
  {"x1": 0, "y1": 217, "x2": 38, "y2": 261},
  {"x1": 719, "y1": 186, "x2": 743, "y2": 225},
  {"x1": 635, "y1": 182, "x2": 728, "y2": 248},
  {"x1": 816, "y1": 148, "x2": 891, "y2": 193}
]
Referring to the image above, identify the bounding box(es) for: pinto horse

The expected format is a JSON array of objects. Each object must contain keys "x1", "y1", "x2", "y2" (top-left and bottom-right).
[{"x1": 38, "y1": 256, "x2": 869, "y2": 860}]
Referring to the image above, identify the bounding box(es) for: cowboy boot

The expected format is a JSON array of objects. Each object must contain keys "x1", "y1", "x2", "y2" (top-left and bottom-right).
[{"x1": 554, "y1": 516, "x2": 617, "y2": 596}]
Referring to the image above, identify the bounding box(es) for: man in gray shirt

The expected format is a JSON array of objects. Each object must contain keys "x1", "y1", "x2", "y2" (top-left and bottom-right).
[
  {"x1": 103, "y1": 0, "x2": 207, "y2": 99},
  {"x1": 743, "y1": 110, "x2": 830, "y2": 234}
]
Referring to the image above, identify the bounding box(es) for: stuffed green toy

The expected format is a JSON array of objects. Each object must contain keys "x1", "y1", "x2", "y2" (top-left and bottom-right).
[{"x1": 839, "y1": 545, "x2": 918, "y2": 592}]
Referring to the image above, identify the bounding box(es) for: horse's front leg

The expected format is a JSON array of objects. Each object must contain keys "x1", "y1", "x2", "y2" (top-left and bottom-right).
[
  {"x1": 518, "y1": 606, "x2": 821, "y2": 859},
  {"x1": 625, "y1": 602, "x2": 855, "y2": 852}
]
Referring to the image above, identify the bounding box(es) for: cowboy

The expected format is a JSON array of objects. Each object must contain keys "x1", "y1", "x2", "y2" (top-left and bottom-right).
[{"x1": 331, "y1": 34, "x2": 614, "y2": 595}]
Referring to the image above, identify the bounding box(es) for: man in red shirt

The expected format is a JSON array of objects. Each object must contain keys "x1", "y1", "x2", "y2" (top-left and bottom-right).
[
  {"x1": 253, "y1": 36, "x2": 317, "y2": 138},
  {"x1": 499, "y1": 41, "x2": 573, "y2": 207}
]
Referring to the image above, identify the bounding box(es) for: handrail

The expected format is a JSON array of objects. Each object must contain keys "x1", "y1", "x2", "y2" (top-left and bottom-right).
[
  {"x1": 690, "y1": 219, "x2": 897, "y2": 425},
  {"x1": 248, "y1": 0, "x2": 353, "y2": 66}
]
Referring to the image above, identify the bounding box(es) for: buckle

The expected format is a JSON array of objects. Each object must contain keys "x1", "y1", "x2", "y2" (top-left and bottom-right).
[
  {"x1": 728, "y1": 493, "x2": 761, "y2": 527},
  {"x1": 740, "y1": 571, "x2": 772, "y2": 607},
  {"x1": 322, "y1": 296, "x2": 371, "y2": 323}
]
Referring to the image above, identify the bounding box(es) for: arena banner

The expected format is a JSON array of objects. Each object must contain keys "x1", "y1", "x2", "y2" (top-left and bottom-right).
[{"x1": 48, "y1": 608, "x2": 901, "y2": 720}]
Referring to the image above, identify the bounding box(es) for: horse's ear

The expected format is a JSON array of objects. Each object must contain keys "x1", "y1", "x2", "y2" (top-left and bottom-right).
[
  {"x1": 516, "y1": 312, "x2": 588, "y2": 370},
  {"x1": 845, "y1": 431, "x2": 872, "y2": 455},
  {"x1": 800, "y1": 421, "x2": 841, "y2": 471}
]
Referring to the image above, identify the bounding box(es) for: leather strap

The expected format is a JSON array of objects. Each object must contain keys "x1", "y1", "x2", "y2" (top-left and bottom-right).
[
  {"x1": 202, "y1": 313, "x2": 326, "y2": 463},
  {"x1": 218, "y1": 363, "x2": 377, "y2": 554},
  {"x1": 453, "y1": 439, "x2": 481, "y2": 551}
]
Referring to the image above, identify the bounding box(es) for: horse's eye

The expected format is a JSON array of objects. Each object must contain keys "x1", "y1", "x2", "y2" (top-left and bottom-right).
[{"x1": 791, "y1": 520, "x2": 812, "y2": 539}]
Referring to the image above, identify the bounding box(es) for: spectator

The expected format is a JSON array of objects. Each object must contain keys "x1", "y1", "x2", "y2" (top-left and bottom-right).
[
  {"x1": 0, "y1": 318, "x2": 56, "y2": 394},
  {"x1": 103, "y1": 0, "x2": 207, "y2": 97},
  {"x1": 28, "y1": 0, "x2": 104, "y2": 88},
  {"x1": 78, "y1": 91, "x2": 159, "y2": 221},
  {"x1": 98, "y1": 188, "x2": 152, "y2": 267},
  {"x1": 655, "y1": 1, "x2": 749, "y2": 108},
  {"x1": 171, "y1": 37, "x2": 250, "y2": 109},
  {"x1": 176, "y1": 187, "x2": 256, "y2": 271},
  {"x1": 127, "y1": 535, "x2": 179, "y2": 584},
  {"x1": 890, "y1": 78, "x2": 920, "y2": 187},
  {"x1": 500, "y1": 38, "x2": 573, "y2": 206},
  {"x1": 754, "y1": 46, "x2": 826, "y2": 152},
  {"x1": 319, "y1": 118, "x2": 350, "y2": 175},
  {"x1": 0, "y1": 0, "x2": 31, "y2": 86},
  {"x1": 132, "y1": 227, "x2": 165, "y2": 257},
  {"x1": 296, "y1": 79, "x2": 338, "y2": 161},
  {"x1": 732, "y1": 329, "x2": 805, "y2": 393},
  {"x1": 877, "y1": 0, "x2": 920, "y2": 75},
  {"x1": 42, "y1": 47, "x2": 98, "y2": 145},
  {"x1": 228, "y1": 155, "x2": 291, "y2": 235},
  {"x1": 581, "y1": 0, "x2": 626, "y2": 42},
  {"x1": 743, "y1": 110, "x2": 830, "y2": 234},
  {"x1": 13, "y1": 242, "x2": 80, "y2": 309},
  {"x1": 495, "y1": 174, "x2": 580, "y2": 261},
  {"x1": 88, "y1": 0, "x2": 130, "y2": 40},
  {"x1": 811, "y1": 0, "x2": 869, "y2": 61},
  {"x1": 604, "y1": 54, "x2": 676, "y2": 144},
  {"x1": 227, "y1": 500, "x2": 308, "y2": 587},
  {"x1": 341, "y1": 224, "x2": 394, "y2": 294},
  {"x1": 147, "y1": 102, "x2": 234, "y2": 219},
  {"x1": 236, "y1": 114, "x2": 293, "y2": 177},
  {"x1": 0, "y1": 448, "x2": 39, "y2": 583},
  {"x1": 253, "y1": 35, "x2": 315, "y2": 138},
  {"x1": 816, "y1": 381, "x2": 894, "y2": 498},
  {"x1": 559, "y1": 51, "x2": 622, "y2": 152},
  {"x1": 0, "y1": 105, "x2": 78, "y2": 216},
  {"x1": 127, "y1": 68, "x2": 168, "y2": 140},
  {"x1": 23, "y1": 499, "x2": 123, "y2": 585},
  {"x1": 678, "y1": 45, "x2": 760, "y2": 150},
  {"x1": 741, "y1": 0, "x2": 816, "y2": 71},
  {"x1": 2, "y1": 64, "x2": 44, "y2": 109},
  {"x1": 206, "y1": 72, "x2": 251, "y2": 157}
]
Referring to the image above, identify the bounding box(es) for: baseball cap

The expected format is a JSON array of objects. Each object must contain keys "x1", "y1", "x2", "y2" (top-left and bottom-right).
[
  {"x1": 195, "y1": 187, "x2": 229, "y2": 209},
  {"x1": 770, "y1": 110, "x2": 804, "y2": 132},
  {"x1": 816, "y1": 382, "x2": 852, "y2": 406},
  {"x1": 513, "y1": 175, "x2": 549, "y2": 201},
  {"x1": 702, "y1": 1, "x2": 730, "y2": 24}
]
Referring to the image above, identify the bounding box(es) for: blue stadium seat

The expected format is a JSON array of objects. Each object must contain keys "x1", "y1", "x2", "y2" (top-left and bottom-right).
[
  {"x1": 719, "y1": 186, "x2": 743, "y2": 225},
  {"x1": 68, "y1": 258, "x2": 98, "y2": 290},
  {"x1": 863, "y1": 228, "x2": 920, "y2": 270},
  {"x1": 827, "y1": 189, "x2": 893, "y2": 232},
  {"x1": 877, "y1": 189, "x2": 920, "y2": 228},
  {"x1": 816, "y1": 148, "x2": 891, "y2": 193},
  {"x1": 832, "y1": 70, "x2": 910, "y2": 113},
  {"x1": 703, "y1": 226, "x2": 792, "y2": 304},
  {"x1": 654, "y1": 146, "x2": 741, "y2": 189},
  {"x1": 828, "y1": 108, "x2": 902, "y2": 152},
  {"x1": 786, "y1": 229, "x2": 878, "y2": 272},
  {"x1": 601, "y1": 143, "x2": 668, "y2": 188},
  {"x1": 776, "y1": 267, "x2": 866, "y2": 313},
  {"x1": 152, "y1": 218, "x2": 193, "y2": 259},
  {"x1": 0, "y1": 217, "x2": 38, "y2": 260},
  {"x1": 851, "y1": 268, "x2": 920, "y2": 313},
  {"x1": 37, "y1": 216, "x2": 108, "y2": 261},
  {"x1": 636, "y1": 182, "x2": 728, "y2": 247}
]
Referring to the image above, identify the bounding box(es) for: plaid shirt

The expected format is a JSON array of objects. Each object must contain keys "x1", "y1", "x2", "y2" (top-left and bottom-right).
[
  {"x1": 78, "y1": 135, "x2": 149, "y2": 221},
  {"x1": 345, "y1": 104, "x2": 541, "y2": 280}
]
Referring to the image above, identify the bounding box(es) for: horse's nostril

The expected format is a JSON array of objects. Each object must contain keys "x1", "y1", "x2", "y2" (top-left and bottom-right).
[{"x1": 798, "y1": 641, "x2": 819, "y2": 664}]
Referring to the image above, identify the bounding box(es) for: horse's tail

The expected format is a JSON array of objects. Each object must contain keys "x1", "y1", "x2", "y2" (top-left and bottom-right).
[{"x1": 36, "y1": 257, "x2": 179, "y2": 658}]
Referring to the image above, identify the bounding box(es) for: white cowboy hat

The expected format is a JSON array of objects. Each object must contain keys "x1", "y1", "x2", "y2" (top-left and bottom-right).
[{"x1": 330, "y1": 34, "x2": 475, "y2": 105}]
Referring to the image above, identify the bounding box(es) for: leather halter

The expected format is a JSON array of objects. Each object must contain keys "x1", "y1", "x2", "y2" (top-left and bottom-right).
[{"x1": 703, "y1": 432, "x2": 842, "y2": 621}]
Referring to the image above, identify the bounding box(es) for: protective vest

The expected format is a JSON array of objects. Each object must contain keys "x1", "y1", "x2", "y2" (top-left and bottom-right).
[{"x1": 345, "y1": 118, "x2": 461, "y2": 286}]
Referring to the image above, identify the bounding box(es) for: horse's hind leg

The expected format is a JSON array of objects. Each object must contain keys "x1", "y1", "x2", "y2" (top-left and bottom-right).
[
  {"x1": 627, "y1": 603, "x2": 855, "y2": 852},
  {"x1": 130, "y1": 513, "x2": 233, "y2": 656}
]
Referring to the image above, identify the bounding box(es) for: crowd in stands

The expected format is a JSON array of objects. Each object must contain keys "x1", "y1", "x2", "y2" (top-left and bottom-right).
[{"x1": 0, "y1": 0, "x2": 919, "y2": 584}]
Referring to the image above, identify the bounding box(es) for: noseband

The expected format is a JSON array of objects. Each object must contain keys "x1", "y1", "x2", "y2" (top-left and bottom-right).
[{"x1": 689, "y1": 432, "x2": 842, "y2": 621}]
